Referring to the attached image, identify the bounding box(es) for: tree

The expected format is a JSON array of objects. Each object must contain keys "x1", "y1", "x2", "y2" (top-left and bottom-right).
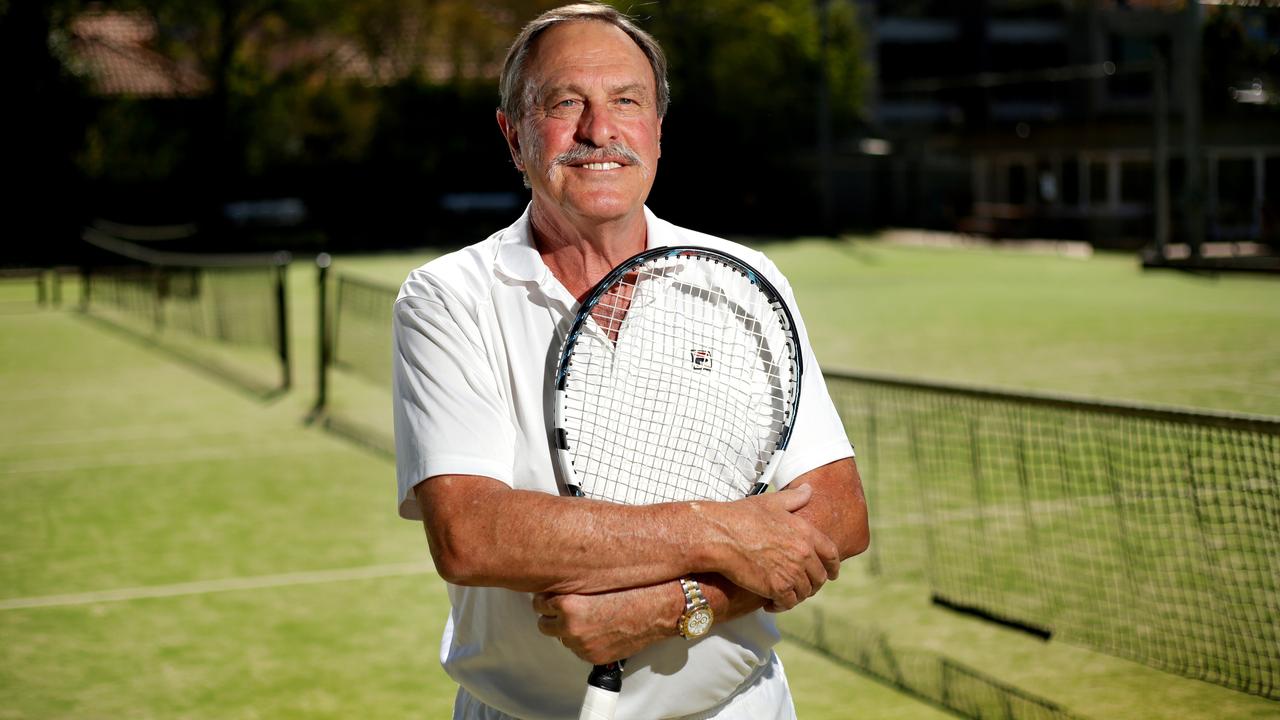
[{"x1": 632, "y1": 0, "x2": 870, "y2": 233}]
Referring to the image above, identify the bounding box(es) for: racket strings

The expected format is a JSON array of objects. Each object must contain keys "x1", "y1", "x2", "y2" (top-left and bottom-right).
[
  {"x1": 589, "y1": 272, "x2": 637, "y2": 343},
  {"x1": 562, "y1": 255, "x2": 798, "y2": 505}
]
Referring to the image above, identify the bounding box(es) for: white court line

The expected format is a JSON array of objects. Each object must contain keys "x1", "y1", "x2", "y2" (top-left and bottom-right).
[
  {"x1": 0, "y1": 562, "x2": 437, "y2": 611},
  {"x1": 0, "y1": 442, "x2": 336, "y2": 476},
  {"x1": 0, "y1": 424, "x2": 294, "y2": 449}
]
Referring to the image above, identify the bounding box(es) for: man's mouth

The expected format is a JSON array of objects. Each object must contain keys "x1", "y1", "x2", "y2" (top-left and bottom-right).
[{"x1": 553, "y1": 141, "x2": 642, "y2": 173}]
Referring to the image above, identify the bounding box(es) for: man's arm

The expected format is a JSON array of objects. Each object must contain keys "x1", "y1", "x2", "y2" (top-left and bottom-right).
[
  {"x1": 413, "y1": 473, "x2": 841, "y2": 609},
  {"x1": 532, "y1": 458, "x2": 868, "y2": 664}
]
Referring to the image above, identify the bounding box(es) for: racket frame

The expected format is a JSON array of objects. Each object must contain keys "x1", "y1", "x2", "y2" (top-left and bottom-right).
[{"x1": 553, "y1": 245, "x2": 804, "y2": 501}]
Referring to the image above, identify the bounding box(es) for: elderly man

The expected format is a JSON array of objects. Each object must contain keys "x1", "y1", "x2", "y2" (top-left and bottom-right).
[{"x1": 392, "y1": 4, "x2": 868, "y2": 718}]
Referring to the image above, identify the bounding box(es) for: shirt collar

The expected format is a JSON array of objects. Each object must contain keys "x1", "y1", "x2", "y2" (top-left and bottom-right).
[
  {"x1": 642, "y1": 205, "x2": 670, "y2": 250},
  {"x1": 493, "y1": 204, "x2": 545, "y2": 284},
  {"x1": 494, "y1": 203, "x2": 667, "y2": 284}
]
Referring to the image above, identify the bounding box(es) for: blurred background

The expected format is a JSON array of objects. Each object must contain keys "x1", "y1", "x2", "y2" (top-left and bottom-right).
[
  {"x1": 2, "y1": 2, "x2": 1279, "y2": 719},
  {"x1": 6, "y1": 0, "x2": 1278, "y2": 261}
]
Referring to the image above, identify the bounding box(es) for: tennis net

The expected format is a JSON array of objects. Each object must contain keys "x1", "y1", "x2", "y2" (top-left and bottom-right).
[
  {"x1": 81, "y1": 227, "x2": 292, "y2": 396},
  {"x1": 0, "y1": 268, "x2": 63, "y2": 312},
  {"x1": 312, "y1": 264, "x2": 399, "y2": 452},
  {"x1": 828, "y1": 371, "x2": 1280, "y2": 701}
]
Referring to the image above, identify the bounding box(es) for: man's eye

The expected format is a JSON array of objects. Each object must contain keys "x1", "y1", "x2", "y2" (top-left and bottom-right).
[
  {"x1": 555, "y1": 99, "x2": 579, "y2": 108},
  {"x1": 616, "y1": 98, "x2": 636, "y2": 105}
]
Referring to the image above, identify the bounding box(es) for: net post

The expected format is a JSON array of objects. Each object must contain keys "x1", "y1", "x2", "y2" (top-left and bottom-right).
[
  {"x1": 313, "y1": 253, "x2": 332, "y2": 417},
  {"x1": 80, "y1": 265, "x2": 91, "y2": 311},
  {"x1": 1152, "y1": 44, "x2": 1170, "y2": 259},
  {"x1": 152, "y1": 265, "x2": 165, "y2": 334},
  {"x1": 36, "y1": 271, "x2": 47, "y2": 307},
  {"x1": 274, "y1": 251, "x2": 292, "y2": 391}
]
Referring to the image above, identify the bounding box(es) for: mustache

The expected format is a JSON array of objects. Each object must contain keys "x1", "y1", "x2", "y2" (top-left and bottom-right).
[{"x1": 551, "y1": 142, "x2": 644, "y2": 168}]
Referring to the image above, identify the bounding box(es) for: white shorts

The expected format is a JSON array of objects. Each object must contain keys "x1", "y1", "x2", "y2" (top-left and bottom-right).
[{"x1": 452, "y1": 651, "x2": 796, "y2": 720}]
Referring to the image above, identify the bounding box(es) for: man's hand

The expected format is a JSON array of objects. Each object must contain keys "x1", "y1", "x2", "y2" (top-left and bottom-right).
[
  {"x1": 533, "y1": 583, "x2": 683, "y2": 665},
  {"x1": 414, "y1": 460, "x2": 863, "y2": 605},
  {"x1": 698, "y1": 484, "x2": 841, "y2": 611}
]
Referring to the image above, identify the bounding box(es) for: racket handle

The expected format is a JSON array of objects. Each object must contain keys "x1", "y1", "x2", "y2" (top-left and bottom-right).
[{"x1": 578, "y1": 662, "x2": 623, "y2": 720}]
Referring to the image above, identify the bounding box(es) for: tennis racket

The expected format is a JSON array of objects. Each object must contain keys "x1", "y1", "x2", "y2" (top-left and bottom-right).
[{"x1": 552, "y1": 246, "x2": 804, "y2": 720}]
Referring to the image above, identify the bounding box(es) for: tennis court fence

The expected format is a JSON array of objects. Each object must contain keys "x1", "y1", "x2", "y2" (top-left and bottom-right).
[
  {"x1": 80, "y1": 226, "x2": 292, "y2": 397},
  {"x1": 313, "y1": 268, "x2": 1280, "y2": 704}
]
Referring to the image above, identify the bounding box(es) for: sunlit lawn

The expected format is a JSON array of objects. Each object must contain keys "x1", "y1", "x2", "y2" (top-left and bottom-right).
[{"x1": 2, "y1": 237, "x2": 1276, "y2": 718}]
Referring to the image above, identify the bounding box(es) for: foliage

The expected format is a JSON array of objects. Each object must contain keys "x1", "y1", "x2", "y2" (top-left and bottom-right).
[
  {"x1": 46, "y1": 0, "x2": 872, "y2": 241},
  {"x1": 610, "y1": 1, "x2": 869, "y2": 233},
  {"x1": 642, "y1": 0, "x2": 867, "y2": 146}
]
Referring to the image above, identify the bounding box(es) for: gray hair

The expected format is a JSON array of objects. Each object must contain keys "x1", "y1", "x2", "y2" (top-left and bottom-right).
[{"x1": 499, "y1": 3, "x2": 670, "y2": 124}]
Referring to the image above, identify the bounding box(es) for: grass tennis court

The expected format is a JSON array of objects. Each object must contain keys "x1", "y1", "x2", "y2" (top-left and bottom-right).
[{"x1": 3, "y1": 238, "x2": 1278, "y2": 718}]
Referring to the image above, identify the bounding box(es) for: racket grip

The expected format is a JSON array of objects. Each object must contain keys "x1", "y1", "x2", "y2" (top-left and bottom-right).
[{"x1": 578, "y1": 662, "x2": 623, "y2": 720}]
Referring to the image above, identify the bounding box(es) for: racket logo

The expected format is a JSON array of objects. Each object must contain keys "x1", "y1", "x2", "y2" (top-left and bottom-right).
[
  {"x1": 771, "y1": 300, "x2": 792, "y2": 331},
  {"x1": 690, "y1": 349, "x2": 713, "y2": 370}
]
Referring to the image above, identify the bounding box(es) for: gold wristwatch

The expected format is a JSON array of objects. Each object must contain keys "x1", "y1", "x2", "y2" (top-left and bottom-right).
[{"x1": 677, "y1": 577, "x2": 714, "y2": 639}]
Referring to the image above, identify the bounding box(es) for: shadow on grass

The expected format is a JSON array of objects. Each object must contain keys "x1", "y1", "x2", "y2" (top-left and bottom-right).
[
  {"x1": 304, "y1": 408, "x2": 395, "y2": 458},
  {"x1": 781, "y1": 604, "x2": 1088, "y2": 720}
]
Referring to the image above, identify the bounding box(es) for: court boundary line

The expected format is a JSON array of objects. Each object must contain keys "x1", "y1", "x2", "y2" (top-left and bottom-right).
[
  {"x1": 0, "y1": 442, "x2": 339, "y2": 475},
  {"x1": 0, "y1": 562, "x2": 436, "y2": 611}
]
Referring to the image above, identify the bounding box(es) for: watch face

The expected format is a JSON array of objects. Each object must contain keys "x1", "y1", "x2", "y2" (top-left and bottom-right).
[{"x1": 685, "y1": 608, "x2": 713, "y2": 638}]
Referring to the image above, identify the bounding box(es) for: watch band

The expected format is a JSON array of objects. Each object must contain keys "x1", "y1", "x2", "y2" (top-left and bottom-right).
[
  {"x1": 677, "y1": 577, "x2": 713, "y2": 639},
  {"x1": 680, "y1": 577, "x2": 706, "y2": 610}
]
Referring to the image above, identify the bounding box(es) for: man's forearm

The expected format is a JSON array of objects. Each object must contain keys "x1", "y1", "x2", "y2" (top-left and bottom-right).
[
  {"x1": 532, "y1": 573, "x2": 763, "y2": 665},
  {"x1": 417, "y1": 475, "x2": 722, "y2": 593},
  {"x1": 415, "y1": 474, "x2": 836, "y2": 602},
  {"x1": 790, "y1": 458, "x2": 870, "y2": 560},
  {"x1": 528, "y1": 458, "x2": 869, "y2": 663}
]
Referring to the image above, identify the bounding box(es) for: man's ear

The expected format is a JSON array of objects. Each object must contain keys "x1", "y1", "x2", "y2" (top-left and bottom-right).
[{"x1": 496, "y1": 109, "x2": 525, "y2": 172}]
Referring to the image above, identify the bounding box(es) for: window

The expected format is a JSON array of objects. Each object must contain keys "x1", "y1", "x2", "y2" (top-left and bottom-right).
[
  {"x1": 1120, "y1": 160, "x2": 1153, "y2": 205},
  {"x1": 1089, "y1": 159, "x2": 1109, "y2": 206}
]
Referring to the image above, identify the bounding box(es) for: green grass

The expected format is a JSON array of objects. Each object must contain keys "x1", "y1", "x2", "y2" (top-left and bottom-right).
[
  {"x1": 3, "y1": 238, "x2": 1277, "y2": 718},
  {"x1": 319, "y1": 238, "x2": 1280, "y2": 718},
  {"x1": 766, "y1": 239, "x2": 1280, "y2": 416},
  {"x1": 0, "y1": 265, "x2": 937, "y2": 718}
]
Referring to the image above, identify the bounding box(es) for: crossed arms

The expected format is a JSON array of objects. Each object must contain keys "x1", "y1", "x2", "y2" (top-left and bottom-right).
[{"x1": 413, "y1": 456, "x2": 869, "y2": 664}]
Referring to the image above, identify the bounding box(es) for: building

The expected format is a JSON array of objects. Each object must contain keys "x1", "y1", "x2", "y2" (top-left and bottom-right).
[{"x1": 856, "y1": 0, "x2": 1279, "y2": 252}]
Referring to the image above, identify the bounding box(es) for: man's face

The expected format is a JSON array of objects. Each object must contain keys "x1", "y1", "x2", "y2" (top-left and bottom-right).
[{"x1": 501, "y1": 21, "x2": 662, "y2": 226}]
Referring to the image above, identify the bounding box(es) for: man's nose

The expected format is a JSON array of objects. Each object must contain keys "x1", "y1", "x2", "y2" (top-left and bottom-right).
[{"x1": 575, "y1": 102, "x2": 617, "y2": 148}]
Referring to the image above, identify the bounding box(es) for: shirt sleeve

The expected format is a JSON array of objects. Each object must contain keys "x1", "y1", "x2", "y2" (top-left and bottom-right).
[
  {"x1": 769, "y1": 276, "x2": 855, "y2": 489},
  {"x1": 392, "y1": 293, "x2": 517, "y2": 520}
]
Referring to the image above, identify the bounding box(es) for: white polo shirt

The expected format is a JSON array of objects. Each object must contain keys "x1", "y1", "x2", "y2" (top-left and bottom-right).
[{"x1": 392, "y1": 206, "x2": 853, "y2": 720}]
